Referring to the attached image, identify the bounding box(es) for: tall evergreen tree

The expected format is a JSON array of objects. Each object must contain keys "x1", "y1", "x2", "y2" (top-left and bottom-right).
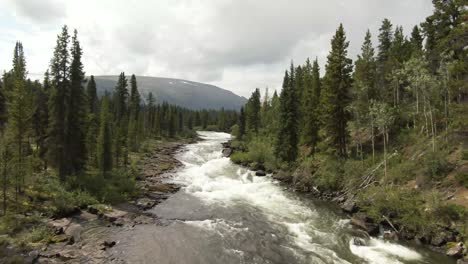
[
  {"x1": 47, "y1": 25, "x2": 70, "y2": 180},
  {"x1": 245, "y1": 88, "x2": 261, "y2": 134},
  {"x1": 377, "y1": 19, "x2": 394, "y2": 98},
  {"x1": 238, "y1": 106, "x2": 246, "y2": 139},
  {"x1": 276, "y1": 63, "x2": 299, "y2": 163},
  {"x1": 320, "y1": 24, "x2": 353, "y2": 157},
  {"x1": 301, "y1": 58, "x2": 321, "y2": 152},
  {"x1": 86, "y1": 75, "x2": 98, "y2": 114},
  {"x1": 66, "y1": 29, "x2": 87, "y2": 175},
  {"x1": 97, "y1": 95, "x2": 112, "y2": 176}
]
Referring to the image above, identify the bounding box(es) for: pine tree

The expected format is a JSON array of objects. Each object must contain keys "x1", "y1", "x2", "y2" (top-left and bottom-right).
[
  {"x1": 0, "y1": 75, "x2": 6, "y2": 132},
  {"x1": 32, "y1": 72, "x2": 49, "y2": 169},
  {"x1": 7, "y1": 42, "x2": 33, "y2": 204},
  {"x1": 320, "y1": 24, "x2": 353, "y2": 157},
  {"x1": 377, "y1": 19, "x2": 393, "y2": 98},
  {"x1": 128, "y1": 74, "x2": 140, "y2": 151},
  {"x1": 245, "y1": 88, "x2": 261, "y2": 134},
  {"x1": 97, "y1": 95, "x2": 112, "y2": 176},
  {"x1": 66, "y1": 29, "x2": 87, "y2": 175},
  {"x1": 48, "y1": 25, "x2": 70, "y2": 180},
  {"x1": 238, "y1": 106, "x2": 246, "y2": 139},
  {"x1": 275, "y1": 63, "x2": 299, "y2": 163},
  {"x1": 301, "y1": 58, "x2": 321, "y2": 152},
  {"x1": 86, "y1": 75, "x2": 98, "y2": 114},
  {"x1": 410, "y1": 25, "x2": 423, "y2": 57}
]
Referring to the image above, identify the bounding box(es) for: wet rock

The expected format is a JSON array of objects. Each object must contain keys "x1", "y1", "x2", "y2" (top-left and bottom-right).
[
  {"x1": 352, "y1": 237, "x2": 368, "y2": 246},
  {"x1": 250, "y1": 162, "x2": 265, "y2": 171},
  {"x1": 272, "y1": 171, "x2": 292, "y2": 183},
  {"x1": 350, "y1": 213, "x2": 379, "y2": 236},
  {"x1": 383, "y1": 230, "x2": 399, "y2": 241},
  {"x1": 446, "y1": 242, "x2": 464, "y2": 258},
  {"x1": 222, "y1": 148, "x2": 233, "y2": 157},
  {"x1": 101, "y1": 240, "x2": 116, "y2": 250},
  {"x1": 340, "y1": 199, "x2": 357, "y2": 214},
  {"x1": 136, "y1": 198, "x2": 157, "y2": 210},
  {"x1": 101, "y1": 209, "x2": 127, "y2": 223},
  {"x1": 255, "y1": 170, "x2": 267, "y2": 176},
  {"x1": 48, "y1": 218, "x2": 71, "y2": 234},
  {"x1": 431, "y1": 231, "x2": 453, "y2": 247}
]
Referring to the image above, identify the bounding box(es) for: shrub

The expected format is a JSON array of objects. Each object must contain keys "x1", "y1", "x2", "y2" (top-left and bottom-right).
[
  {"x1": 312, "y1": 156, "x2": 343, "y2": 191},
  {"x1": 462, "y1": 149, "x2": 468, "y2": 161},
  {"x1": 424, "y1": 151, "x2": 451, "y2": 180},
  {"x1": 455, "y1": 172, "x2": 468, "y2": 188}
]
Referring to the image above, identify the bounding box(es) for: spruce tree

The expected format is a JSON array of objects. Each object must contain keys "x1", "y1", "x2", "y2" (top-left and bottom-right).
[
  {"x1": 245, "y1": 88, "x2": 261, "y2": 134},
  {"x1": 86, "y1": 75, "x2": 98, "y2": 114},
  {"x1": 7, "y1": 42, "x2": 33, "y2": 203},
  {"x1": 32, "y1": 72, "x2": 50, "y2": 169},
  {"x1": 97, "y1": 95, "x2": 112, "y2": 176},
  {"x1": 377, "y1": 19, "x2": 393, "y2": 98},
  {"x1": 275, "y1": 63, "x2": 299, "y2": 163},
  {"x1": 410, "y1": 25, "x2": 423, "y2": 57},
  {"x1": 301, "y1": 58, "x2": 321, "y2": 152},
  {"x1": 320, "y1": 24, "x2": 353, "y2": 157},
  {"x1": 66, "y1": 29, "x2": 87, "y2": 175},
  {"x1": 48, "y1": 25, "x2": 70, "y2": 180},
  {"x1": 238, "y1": 106, "x2": 246, "y2": 139}
]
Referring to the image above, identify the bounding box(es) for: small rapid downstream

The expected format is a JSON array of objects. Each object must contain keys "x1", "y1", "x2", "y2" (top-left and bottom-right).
[{"x1": 109, "y1": 132, "x2": 454, "y2": 264}]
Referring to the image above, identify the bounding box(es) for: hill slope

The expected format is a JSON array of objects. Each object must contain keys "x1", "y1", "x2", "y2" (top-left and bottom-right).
[{"x1": 92, "y1": 76, "x2": 246, "y2": 110}]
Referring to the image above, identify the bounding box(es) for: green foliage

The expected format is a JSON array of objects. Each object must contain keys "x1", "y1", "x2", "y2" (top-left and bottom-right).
[
  {"x1": 312, "y1": 156, "x2": 343, "y2": 190},
  {"x1": 455, "y1": 172, "x2": 468, "y2": 188},
  {"x1": 230, "y1": 136, "x2": 277, "y2": 170},
  {"x1": 423, "y1": 151, "x2": 451, "y2": 181}
]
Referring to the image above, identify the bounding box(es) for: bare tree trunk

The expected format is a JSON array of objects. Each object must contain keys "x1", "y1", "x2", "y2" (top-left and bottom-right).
[
  {"x1": 429, "y1": 103, "x2": 436, "y2": 152},
  {"x1": 383, "y1": 126, "x2": 387, "y2": 181},
  {"x1": 371, "y1": 118, "x2": 375, "y2": 164}
]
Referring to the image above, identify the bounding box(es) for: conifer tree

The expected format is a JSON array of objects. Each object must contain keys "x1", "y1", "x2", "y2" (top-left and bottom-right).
[
  {"x1": 97, "y1": 95, "x2": 112, "y2": 176},
  {"x1": 66, "y1": 29, "x2": 87, "y2": 175},
  {"x1": 32, "y1": 72, "x2": 50, "y2": 169},
  {"x1": 128, "y1": 74, "x2": 140, "y2": 151},
  {"x1": 301, "y1": 58, "x2": 321, "y2": 152},
  {"x1": 86, "y1": 75, "x2": 98, "y2": 114},
  {"x1": 48, "y1": 25, "x2": 70, "y2": 180},
  {"x1": 377, "y1": 19, "x2": 393, "y2": 98},
  {"x1": 238, "y1": 106, "x2": 246, "y2": 139},
  {"x1": 245, "y1": 88, "x2": 261, "y2": 134},
  {"x1": 8, "y1": 42, "x2": 33, "y2": 204},
  {"x1": 276, "y1": 63, "x2": 299, "y2": 163},
  {"x1": 410, "y1": 25, "x2": 423, "y2": 57},
  {"x1": 320, "y1": 24, "x2": 353, "y2": 157}
]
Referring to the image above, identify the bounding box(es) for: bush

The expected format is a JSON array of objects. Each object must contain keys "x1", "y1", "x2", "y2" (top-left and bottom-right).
[
  {"x1": 312, "y1": 156, "x2": 343, "y2": 191},
  {"x1": 433, "y1": 204, "x2": 466, "y2": 224},
  {"x1": 455, "y1": 172, "x2": 468, "y2": 188},
  {"x1": 357, "y1": 186, "x2": 433, "y2": 233},
  {"x1": 424, "y1": 151, "x2": 451, "y2": 180},
  {"x1": 230, "y1": 136, "x2": 277, "y2": 170},
  {"x1": 462, "y1": 149, "x2": 468, "y2": 161}
]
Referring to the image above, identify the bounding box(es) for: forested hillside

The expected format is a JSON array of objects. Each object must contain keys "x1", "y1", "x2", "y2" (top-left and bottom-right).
[
  {"x1": 231, "y1": 0, "x2": 467, "y2": 252},
  {"x1": 0, "y1": 25, "x2": 238, "y2": 250},
  {"x1": 92, "y1": 76, "x2": 247, "y2": 110}
]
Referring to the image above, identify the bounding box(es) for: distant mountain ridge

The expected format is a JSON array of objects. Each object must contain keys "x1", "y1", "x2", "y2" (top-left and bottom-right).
[{"x1": 92, "y1": 76, "x2": 246, "y2": 110}]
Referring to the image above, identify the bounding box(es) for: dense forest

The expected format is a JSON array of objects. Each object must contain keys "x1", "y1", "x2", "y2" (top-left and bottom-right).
[
  {"x1": 231, "y1": 0, "x2": 467, "y2": 246},
  {"x1": 0, "y1": 25, "x2": 238, "y2": 222}
]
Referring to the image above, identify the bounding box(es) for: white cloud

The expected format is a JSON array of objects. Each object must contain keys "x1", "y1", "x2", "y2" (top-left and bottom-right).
[{"x1": 0, "y1": 0, "x2": 433, "y2": 97}]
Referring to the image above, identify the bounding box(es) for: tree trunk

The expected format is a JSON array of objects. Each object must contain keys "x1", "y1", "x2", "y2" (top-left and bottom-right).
[{"x1": 371, "y1": 118, "x2": 375, "y2": 164}]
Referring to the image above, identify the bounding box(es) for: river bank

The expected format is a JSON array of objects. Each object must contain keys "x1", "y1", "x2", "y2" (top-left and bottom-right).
[
  {"x1": 0, "y1": 138, "x2": 194, "y2": 263},
  {"x1": 223, "y1": 139, "x2": 467, "y2": 263}
]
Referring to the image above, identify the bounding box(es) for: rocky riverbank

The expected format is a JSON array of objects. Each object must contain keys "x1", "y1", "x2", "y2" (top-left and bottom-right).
[
  {"x1": 3, "y1": 139, "x2": 193, "y2": 264},
  {"x1": 222, "y1": 140, "x2": 468, "y2": 263}
]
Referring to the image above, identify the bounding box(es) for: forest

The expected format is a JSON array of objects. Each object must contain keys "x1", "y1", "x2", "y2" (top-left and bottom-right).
[
  {"x1": 230, "y1": 0, "x2": 467, "y2": 248},
  {"x1": 0, "y1": 25, "x2": 238, "y2": 244}
]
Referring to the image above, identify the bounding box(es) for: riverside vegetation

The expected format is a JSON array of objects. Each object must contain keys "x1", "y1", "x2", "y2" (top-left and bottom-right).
[
  {"x1": 0, "y1": 26, "x2": 238, "y2": 261},
  {"x1": 228, "y1": 0, "x2": 468, "y2": 261}
]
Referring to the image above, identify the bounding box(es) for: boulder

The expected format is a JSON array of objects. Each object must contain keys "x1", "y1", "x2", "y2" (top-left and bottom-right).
[
  {"x1": 352, "y1": 237, "x2": 368, "y2": 246},
  {"x1": 350, "y1": 213, "x2": 379, "y2": 236},
  {"x1": 222, "y1": 148, "x2": 233, "y2": 157},
  {"x1": 341, "y1": 199, "x2": 357, "y2": 214},
  {"x1": 136, "y1": 198, "x2": 157, "y2": 210},
  {"x1": 255, "y1": 170, "x2": 267, "y2": 176},
  {"x1": 250, "y1": 162, "x2": 265, "y2": 171},
  {"x1": 48, "y1": 218, "x2": 71, "y2": 234},
  {"x1": 431, "y1": 231, "x2": 454, "y2": 247},
  {"x1": 383, "y1": 230, "x2": 399, "y2": 241},
  {"x1": 101, "y1": 240, "x2": 116, "y2": 250},
  {"x1": 457, "y1": 259, "x2": 468, "y2": 264},
  {"x1": 101, "y1": 209, "x2": 127, "y2": 223},
  {"x1": 446, "y1": 242, "x2": 464, "y2": 258}
]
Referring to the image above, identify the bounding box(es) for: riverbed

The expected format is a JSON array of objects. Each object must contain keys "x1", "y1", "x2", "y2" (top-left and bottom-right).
[{"x1": 108, "y1": 131, "x2": 454, "y2": 264}]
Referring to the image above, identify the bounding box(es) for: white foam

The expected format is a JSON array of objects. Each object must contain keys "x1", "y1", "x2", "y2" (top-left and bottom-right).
[{"x1": 349, "y1": 238, "x2": 422, "y2": 264}]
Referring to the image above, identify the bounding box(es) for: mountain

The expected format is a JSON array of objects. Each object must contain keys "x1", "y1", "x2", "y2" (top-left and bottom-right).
[{"x1": 92, "y1": 76, "x2": 246, "y2": 110}]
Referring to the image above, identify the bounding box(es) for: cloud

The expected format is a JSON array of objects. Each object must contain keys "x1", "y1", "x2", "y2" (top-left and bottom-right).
[
  {"x1": 7, "y1": 0, "x2": 66, "y2": 24},
  {"x1": 0, "y1": 0, "x2": 434, "y2": 97}
]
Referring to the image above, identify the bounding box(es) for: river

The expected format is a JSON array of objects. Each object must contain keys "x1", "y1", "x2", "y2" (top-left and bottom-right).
[{"x1": 109, "y1": 131, "x2": 454, "y2": 264}]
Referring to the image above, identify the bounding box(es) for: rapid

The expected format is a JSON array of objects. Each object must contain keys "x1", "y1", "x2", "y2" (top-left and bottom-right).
[{"x1": 109, "y1": 131, "x2": 454, "y2": 264}]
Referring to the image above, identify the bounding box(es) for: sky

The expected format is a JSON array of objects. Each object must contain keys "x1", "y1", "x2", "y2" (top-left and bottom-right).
[{"x1": 0, "y1": 0, "x2": 434, "y2": 97}]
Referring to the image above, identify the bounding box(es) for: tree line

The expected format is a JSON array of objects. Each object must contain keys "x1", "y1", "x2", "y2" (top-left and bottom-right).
[
  {"x1": 0, "y1": 26, "x2": 237, "y2": 214},
  {"x1": 236, "y1": 0, "x2": 467, "y2": 175}
]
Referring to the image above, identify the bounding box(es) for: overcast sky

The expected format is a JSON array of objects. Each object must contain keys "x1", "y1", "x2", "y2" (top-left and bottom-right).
[{"x1": 0, "y1": 0, "x2": 433, "y2": 97}]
